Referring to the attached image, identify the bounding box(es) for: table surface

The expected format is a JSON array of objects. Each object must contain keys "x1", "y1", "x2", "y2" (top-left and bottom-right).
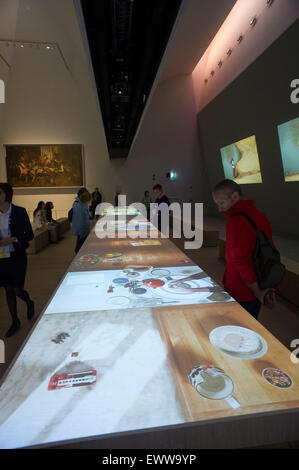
[{"x1": 0, "y1": 214, "x2": 298, "y2": 449}]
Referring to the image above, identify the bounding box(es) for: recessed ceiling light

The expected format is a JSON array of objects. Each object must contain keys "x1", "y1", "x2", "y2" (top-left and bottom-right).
[
  {"x1": 226, "y1": 48, "x2": 232, "y2": 56},
  {"x1": 250, "y1": 17, "x2": 257, "y2": 27}
]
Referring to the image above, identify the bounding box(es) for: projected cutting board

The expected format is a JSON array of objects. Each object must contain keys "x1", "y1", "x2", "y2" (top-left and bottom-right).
[
  {"x1": 69, "y1": 234, "x2": 194, "y2": 271},
  {"x1": 153, "y1": 303, "x2": 299, "y2": 422}
]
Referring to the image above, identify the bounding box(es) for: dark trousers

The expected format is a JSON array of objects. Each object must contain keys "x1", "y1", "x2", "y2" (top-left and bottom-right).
[
  {"x1": 239, "y1": 299, "x2": 261, "y2": 319},
  {"x1": 75, "y1": 235, "x2": 87, "y2": 254}
]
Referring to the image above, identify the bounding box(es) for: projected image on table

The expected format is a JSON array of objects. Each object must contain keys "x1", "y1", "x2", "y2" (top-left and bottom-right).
[
  {"x1": 277, "y1": 117, "x2": 299, "y2": 182},
  {"x1": 99, "y1": 220, "x2": 157, "y2": 232},
  {"x1": 0, "y1": 309, "x2": 185, "y2": 448},
  {"x1": 68, "y1": 232, "x2": 193, "y2": 272},
  {"x1": 220, "y1": 135, "x2": 262, "y2": 184},
  {"x1": 96, "y1": 206, "x2": 141, "y2": 216},
  {"x1": 44, "y1": 267, "x2": 233, "y2": 314}
]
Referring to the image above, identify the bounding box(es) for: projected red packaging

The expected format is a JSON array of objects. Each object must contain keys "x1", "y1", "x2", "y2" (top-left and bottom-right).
[{"x1": 48, "y1": 370, "x2": 97, "y2": 390}]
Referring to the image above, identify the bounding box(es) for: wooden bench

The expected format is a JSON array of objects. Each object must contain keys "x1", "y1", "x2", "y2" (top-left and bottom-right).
[
  {"x1": 218, "y1": 236, "x2": 299, "y2": 307},
  {"x1": 27, "y1": 227, "x2": 49, "y2": 254},
  {"x1": 57, "y1": 217, "x2": 70, "y2": 234},
  {"x1": 46, "y1": 218, "x2": 70, "y2": 242},
  {"x1": 277, "y1": 257, "x2": 299, "y2": 306}
]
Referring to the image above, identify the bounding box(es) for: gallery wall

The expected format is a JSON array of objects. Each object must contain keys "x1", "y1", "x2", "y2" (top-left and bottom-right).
[
  {"x1": 0, "y1": 0, "x2": 120, "y2": 219},
  {"x1": 197, "y1": 20, "x2": 299, "y2": 235},
  {"x1": 0, "y1": 0, "x2": 213, "y2": 220},
  {"x1": 117, "y1": 74, "x2": 210, "y2": 207},
  {"x1": 192, "y1": 0, "x2": 299, "y2": 113}
]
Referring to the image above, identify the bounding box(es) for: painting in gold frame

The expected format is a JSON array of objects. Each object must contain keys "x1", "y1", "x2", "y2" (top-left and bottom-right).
[{"x1": 5, "y1": 144, "x2": 84, "y2": 188}]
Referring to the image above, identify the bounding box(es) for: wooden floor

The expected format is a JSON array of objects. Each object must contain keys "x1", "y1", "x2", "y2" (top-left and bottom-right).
[{"x1": 0, "y1": 227, "x2": 298, "y2": 449}]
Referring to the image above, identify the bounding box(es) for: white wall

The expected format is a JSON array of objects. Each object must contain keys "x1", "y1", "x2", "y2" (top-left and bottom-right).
[
  {"x1": 117, "y1": 74, "x2": 211, "y2": 208},
  {"x1": 192, "y1": 0, "x2": 299, "y2": 113},
  {"x1": 0, "y1": 0, "x2": 212, "y2": 220},
  {"x1": 0, "y1": 0, "x2": 122, "y2": 220}
]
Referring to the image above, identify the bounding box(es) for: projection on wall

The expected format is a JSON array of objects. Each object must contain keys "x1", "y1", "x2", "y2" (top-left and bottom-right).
[
  {"x1": 220, "y1": 135, "x2": 262, "y2": 184},
  {"x1": 277, "y1": 117, "x2": 299, "y2": 182}
]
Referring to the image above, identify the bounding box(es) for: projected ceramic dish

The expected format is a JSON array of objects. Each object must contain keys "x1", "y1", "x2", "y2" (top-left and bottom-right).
[
  {"x1": 107, "y1": 296, "x2": 131, "y2": 307},
  {"x1": 151, "y1": 269, "x2": 171, "y2": 277},
  {"x1": 188, "y1": 365, "x2": 240, "y2": 409},
  {"x1": 154, "y1": 278, "x2": 215, "y2": 299},
  {"x1": 142, "y1": 279, "x2": 165, "y2": 288},
  {"x1": 112, "y1": 278, "x2": 129, "y2": 285},
  {"x1": 262, "y1": 368, "x2": 293, "y2": 389},
  {"x1": 207, "y1": 292, "x2": 231, "y2": 302},
  {"x1": 209, "y1": 326, "x2": 267, "y2": 359},
  {"x1": 75, "y1": 254, "x2": 101, "y2": 267}
]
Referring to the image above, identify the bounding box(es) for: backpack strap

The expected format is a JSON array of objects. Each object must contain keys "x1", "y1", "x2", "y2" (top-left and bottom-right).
[{"x1": 230, "y1": 212, "x2": 259, "y2": 231}]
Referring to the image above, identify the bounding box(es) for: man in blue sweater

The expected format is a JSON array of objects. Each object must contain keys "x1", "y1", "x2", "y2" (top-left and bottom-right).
[{"x1": 71, "y1": 190, "x2": 91, "y2": 254}]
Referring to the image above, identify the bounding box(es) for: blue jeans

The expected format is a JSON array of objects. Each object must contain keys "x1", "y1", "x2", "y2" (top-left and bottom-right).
[{"x1": 239, "y1": 299, "x2": 261, "y2": 319}]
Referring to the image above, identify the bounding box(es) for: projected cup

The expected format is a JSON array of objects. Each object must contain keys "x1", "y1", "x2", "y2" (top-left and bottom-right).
[{"x1": 188, "y1": 365, "x2": 240, "y2": 409}]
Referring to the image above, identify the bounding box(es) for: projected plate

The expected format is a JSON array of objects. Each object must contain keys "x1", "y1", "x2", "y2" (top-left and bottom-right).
[
  {"x1": 209, "y1": 326, "x2": 268, "y2": 359},
  {"x1": 153, "y1": 278, "x2": 214, "y2": 300}
]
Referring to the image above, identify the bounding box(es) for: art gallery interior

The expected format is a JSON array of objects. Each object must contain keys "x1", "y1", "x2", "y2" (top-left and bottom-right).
[{"x1": 0, "y1": 0, "x2": 299, "y2": 451}]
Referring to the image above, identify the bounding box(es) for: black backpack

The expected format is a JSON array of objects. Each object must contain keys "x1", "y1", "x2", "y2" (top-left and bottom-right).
[
  {"x1": 231, "y1": 212, "x2": 286, "y2": 289},
  {"x1": 68, "y1": 207, "x2": 73, "y2": 222}
]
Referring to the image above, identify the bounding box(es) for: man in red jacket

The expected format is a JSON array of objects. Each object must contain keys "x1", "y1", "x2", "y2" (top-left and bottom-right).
[{"x1": 213, "y1": 179, "x2": 276, "y2": 318}]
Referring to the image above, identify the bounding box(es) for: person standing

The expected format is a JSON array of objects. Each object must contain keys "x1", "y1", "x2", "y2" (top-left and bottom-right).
[
  {"x1": 153, "y1": 184, "x2": 170, "y2": 232},
  {"x1": 212, "y1": 179, "x2": 276, "y2": 319},
  {"x1": 71, "y1": 190, "x2": 91, "y2": 254},
  {"x1": 33, "y1": 201, "x2": 47, "y2": 230},
  {"x1": 90, "y1": 187, "x2": 102, "y2": 219},
  {"x1": 141, "y1": 190, "x2": 153, "y2": 220},
  {"x1": 0, "y1": 183, "x2": 35, "y2": 338}
]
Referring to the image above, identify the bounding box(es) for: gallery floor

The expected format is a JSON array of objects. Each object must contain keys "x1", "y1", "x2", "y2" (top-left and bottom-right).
[{"x1": 0, "y1": 219, "x2": 298, "y2": 449}]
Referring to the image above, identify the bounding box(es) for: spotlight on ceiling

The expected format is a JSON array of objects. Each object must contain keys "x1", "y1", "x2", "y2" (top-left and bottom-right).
[
  {"x1": 250, "y1": 17, "x2": 257, "y2": 27},
  {"x1": 226, "y1": 48, "x2": 232, "y2": 57},
  {"x1": 210, "y1": 70, "x2": 215, "y2": 77},
  {"x1": 266, "y1": 0, "x2": 274, "y2": 6},
  {"x1": 218, "y1": 60, "x2": 223, "y2": 68},
  {"x1": 237, "y1": 34, "x2": 243, "y2": 44},
  {"x1": 204, "y1": 78, "x2": 208, "y2": 85}
]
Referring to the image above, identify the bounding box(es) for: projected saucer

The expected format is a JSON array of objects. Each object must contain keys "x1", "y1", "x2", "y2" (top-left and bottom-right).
[
  {"x1": 107, "y1": 296, "x2": 131, "y2": 307},
  {"x1": 209, "y1": 326, "x2": 267, "y2": 359},
  {"x1": 75, "y1": 254, "x2": 101, "y2": 267},
  {"x1": 152, "y1": 278, "x2": 214, "y2": 299}
]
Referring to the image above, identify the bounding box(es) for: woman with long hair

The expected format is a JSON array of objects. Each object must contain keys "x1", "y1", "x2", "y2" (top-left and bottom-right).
[{"x1": 33, "y1": 201, "x2": 47, "y2": 230}]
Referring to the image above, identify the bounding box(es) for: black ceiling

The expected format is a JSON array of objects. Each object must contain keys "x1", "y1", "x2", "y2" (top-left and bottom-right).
[{"x1": 80, "y1": 0, "x2": 182, "y2": 159}]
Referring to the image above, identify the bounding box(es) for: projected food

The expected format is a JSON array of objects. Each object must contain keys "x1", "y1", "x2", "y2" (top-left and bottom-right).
[
  {"x1": 262, "y1": 368, "x2": 293, "y2": 389},
  {"x1": 278, "y1": 117, "x2": 299, "y2": 182},
  {"x1": 220, "y1": 135, "x2": 262, "y2": 184}
]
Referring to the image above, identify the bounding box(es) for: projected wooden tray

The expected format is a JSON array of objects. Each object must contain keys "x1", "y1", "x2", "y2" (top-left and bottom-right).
[
  {"x1": 70, "y1": 233, "x2": 194, "y2": 271},
  {"x1": 152, "y1": 302, "x2": 299, "y2": 422}
]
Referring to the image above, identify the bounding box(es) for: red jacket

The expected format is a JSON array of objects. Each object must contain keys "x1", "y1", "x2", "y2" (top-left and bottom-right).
[{"x1": 223, "y1": 200, "x2": 273, "y2": 302}]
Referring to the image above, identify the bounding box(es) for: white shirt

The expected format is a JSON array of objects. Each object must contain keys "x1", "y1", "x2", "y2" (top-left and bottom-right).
[{"x1": 0, "y1": 204, "x2": 13, "y2": 258}]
